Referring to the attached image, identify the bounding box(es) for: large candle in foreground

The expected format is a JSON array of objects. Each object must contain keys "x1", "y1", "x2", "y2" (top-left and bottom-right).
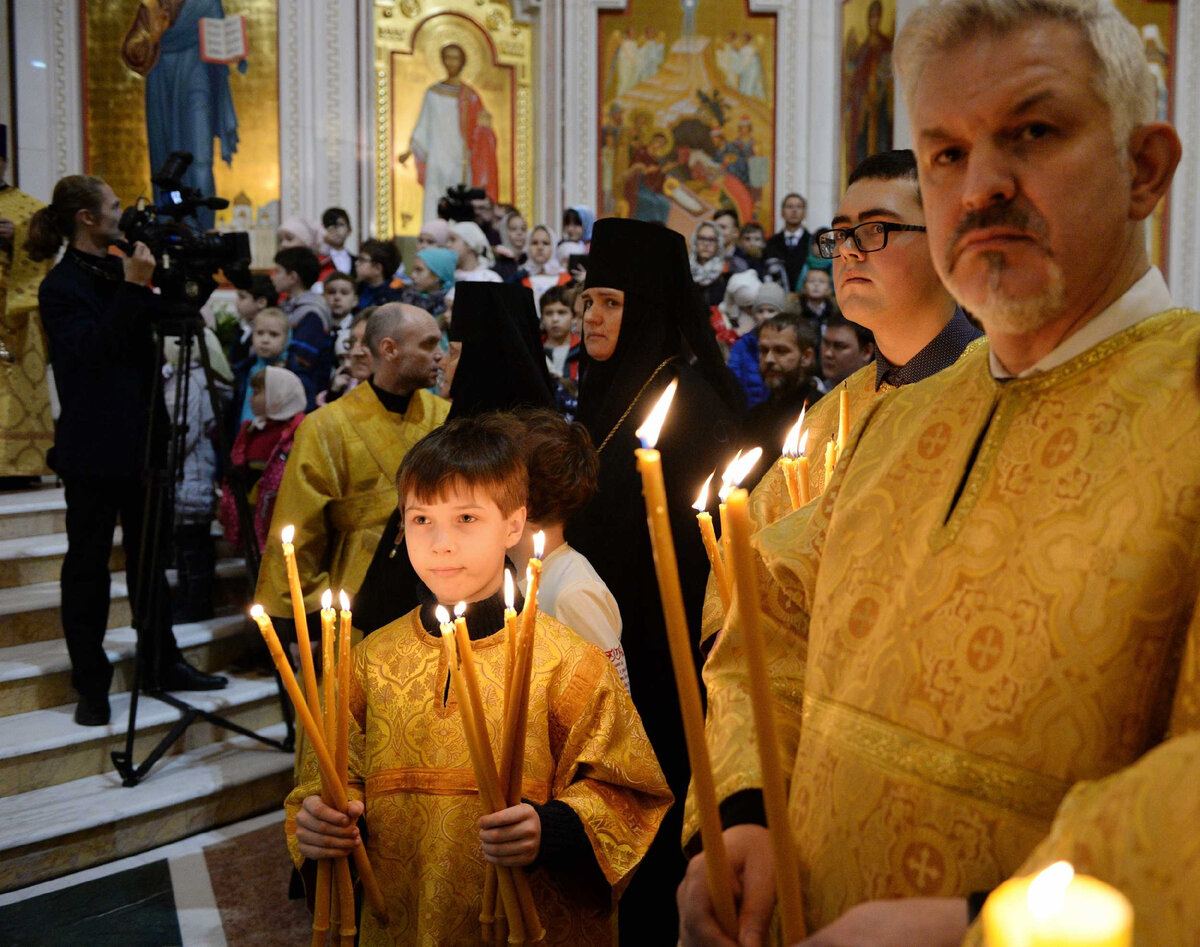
[
  {"x1": 982, "y1": 861, "x2": 1132, "y2": 947},
  {"x1": 836, "y1": 385, "x2": 849, "y2": 464},
  {"x1": 633, "y1": 380, "x2": 739, "y2": 938},
  {"x1": 724, "y1": 486, "x2": 806, "y2": 945},
  {"x1": 281, "y1": 525, "x2": 322, "y2": 725},
  {"x1": 692, "y1": 473, "x2": 730, "y2": 610}
]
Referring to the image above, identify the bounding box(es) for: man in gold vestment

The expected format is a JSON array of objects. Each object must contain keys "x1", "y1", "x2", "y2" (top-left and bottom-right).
[
  {"x1": 680, "y1": 1, "x2": 1196, "y2": 943},
  {"x1": 0, "y1": 134, "x2": 54, "y2": 478},
  {"x1": 255, "y1": 304, "x2": 448, "y2": 633},
  {"x1": 700, "y1": 150, "x2": 980, "y2": 647}
]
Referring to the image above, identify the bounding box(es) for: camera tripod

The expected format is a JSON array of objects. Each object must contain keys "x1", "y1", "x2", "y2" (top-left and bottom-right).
[{"x1": 111, "y1": 301, "x2": 294, "y2": 787}]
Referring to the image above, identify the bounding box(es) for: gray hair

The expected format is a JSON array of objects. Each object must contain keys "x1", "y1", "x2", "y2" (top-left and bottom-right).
[{"x1": 895, "y1": 0, "x2": 1156, "y2": 148}]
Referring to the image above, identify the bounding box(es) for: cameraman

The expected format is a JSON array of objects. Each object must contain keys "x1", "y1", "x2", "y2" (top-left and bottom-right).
[{"x1": 27, "y1": 174, "x2": 227, "y2": 727}]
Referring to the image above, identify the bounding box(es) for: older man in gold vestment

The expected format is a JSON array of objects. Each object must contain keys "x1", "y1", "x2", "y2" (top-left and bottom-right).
[
  {"x1": 680, "y1": 1, "x2": 1195, "y2": 944},
  {"x1": 255, "y1": 304, "x2": 448, "y2": 634}
]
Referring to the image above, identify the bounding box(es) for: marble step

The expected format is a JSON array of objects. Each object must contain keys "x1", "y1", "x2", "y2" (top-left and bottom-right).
[
  {"x1": 0, "y1": 723, "x2": 294, "y2": 892},
  {"x1": 0, "y1": 557, "x2": 250, "y2": 649},
  {"x1": 0, "y1": 674, "x2": 287, "y2": 795},
  {"x1": 0, "y1": 530, "x2": 124, "y2": 589},
  {"x1": 0, "y1": 487, "x2": 66, "y2": 541},
  {"x1": 0, "y1": 614, "x2": 260, "y2": 716}
]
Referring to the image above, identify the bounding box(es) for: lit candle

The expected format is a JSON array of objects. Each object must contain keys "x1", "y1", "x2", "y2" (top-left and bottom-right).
[
  {"x1": 717, "y1": 451, "x2": 743, "y2": 572},
  {"x1": 796, "y1": 430, "x2": 811, "y2": 506},
  {"x1": 336, "y1": 590, "x2": 352, "y2": 791},
  {"x1": 314, "y1": 590, "x2": 337, "y2": 945},
  {"x1": 824, "y1": 437, "x2": 836, "y2": 493},
  {"x1": 502, "y1": 570, "x2": 517, "y2": 699},
  {"x1": 435, "y1": 606, "x2": 541, "y2": 942},
  {"x1": 250, "y1": 605, "x2": 388, "y2": 922},
  {"x1": 780, "y1": 408, "x2": 806, "y2": 511},
  {"x1": 633, "y1": 380, "x2": 739, "y2": 938},
  {"x1": 692, "y1": 473, "x2": 730, "y2": 610},
  {"x1": 724, "y1": 488, "x2": 806, "y2": 945},
  {"x1": 836, "y1": 385, "x2": 849, "y2": 464},
  {"x1": 982, "y1": 861, "x2": 1133, "y2": 947},
  {"x1": 499, "y1": 532, "x2": 544, "y2": 808},
  {"x1": 280, "y1": 525, "x2": 321, "y2": 726}
]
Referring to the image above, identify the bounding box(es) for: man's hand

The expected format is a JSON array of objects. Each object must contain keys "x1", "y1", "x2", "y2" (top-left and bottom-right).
[
  {"x1": 678, "y1": 824, "x2": 777, "y2": 947},
  {"x1": 123, "y1": 241, "x2": 156, "y2": 285},
  {"x1": 478, "y1": 803, "x2": 540, "y2": 867},
  {"x1": 796, "y1": 898, "x2": 967, "y2": 947},
  {"x1": 295, "y1": 795, "x2": 364, "y2": 860}
]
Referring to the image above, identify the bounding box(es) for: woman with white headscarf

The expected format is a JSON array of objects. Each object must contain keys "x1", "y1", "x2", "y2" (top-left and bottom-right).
[
  {"x1": 447, "y1": 221, "x2": 502, "y2": 283},
  {"x1": 493, "y1": 210, "x2": 529, "y2": 281},
  {"x1": 689, "y1": 220, "x2": 728, "y2": 307}
]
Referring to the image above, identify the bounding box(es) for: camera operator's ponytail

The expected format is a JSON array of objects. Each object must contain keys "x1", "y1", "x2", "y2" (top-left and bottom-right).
[{"x1": 26, "y1": 174, "x2": 106, "y2": 262}]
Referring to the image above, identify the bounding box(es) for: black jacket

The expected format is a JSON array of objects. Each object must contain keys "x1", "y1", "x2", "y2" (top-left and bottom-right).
[
  {"x1": 763, "y1": 228, "x2": 812, "y2": 291},
  {"x1": 38, "y1": 248, "x2": 164, "y2": 477}
]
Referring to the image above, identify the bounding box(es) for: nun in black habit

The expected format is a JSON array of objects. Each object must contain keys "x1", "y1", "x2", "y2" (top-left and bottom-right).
[
  {"x1": 352, "y1": 282, "x2": 557, "y2": 633},
  {"x1": 567, "y1": 217, "x2": 742, "y2": 944}
]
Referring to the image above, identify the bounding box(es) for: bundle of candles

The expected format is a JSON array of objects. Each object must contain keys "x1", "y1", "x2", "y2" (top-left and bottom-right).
[
  {"x1": 776, "y1": 384, "x2": 851, "y2": 514},
  {"x1": 637, "y1": 381, "x2": 805, "y2": 944},
  {"x1": 438, "y1": 532, "x2": 548, "y2": 945},
  {"x1": 250, "y1": 526, "x2": 387, "y2": 945}
]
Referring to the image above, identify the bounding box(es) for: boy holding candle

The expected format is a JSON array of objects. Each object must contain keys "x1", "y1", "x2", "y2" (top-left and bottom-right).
[{"x1": 286, "y1": 415, "x2": 671, "y2": 945}]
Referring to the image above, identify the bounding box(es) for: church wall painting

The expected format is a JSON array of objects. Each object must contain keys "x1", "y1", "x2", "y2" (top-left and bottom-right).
[
  {"x1": 81, "y1": 0, "x2": 282, "y2": 269},
  {"x1": 839, "y1": 0, "x2": 895, "y2": 194},
  {"x1": 597, "y1": 0, "x2": 777, "y2": 239},
  {"x1": 375, "y1": 0, "x2": 533, "y2": 238}
]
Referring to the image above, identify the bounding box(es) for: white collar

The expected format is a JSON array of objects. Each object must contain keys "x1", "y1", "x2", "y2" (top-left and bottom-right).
[{"x1": 988, "y1": 267, "x2": 1174, "y2": 379}]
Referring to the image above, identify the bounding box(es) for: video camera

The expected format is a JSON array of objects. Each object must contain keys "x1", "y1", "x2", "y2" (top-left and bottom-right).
[{"x1": 118, "y1": 151, "x2": 251, "y2": 307}]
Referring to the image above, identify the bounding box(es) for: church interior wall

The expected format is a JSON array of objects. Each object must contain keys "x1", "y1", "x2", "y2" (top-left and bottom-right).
[{"x1": 5, "y1": 0, "x2": 1197, "y2": 307}]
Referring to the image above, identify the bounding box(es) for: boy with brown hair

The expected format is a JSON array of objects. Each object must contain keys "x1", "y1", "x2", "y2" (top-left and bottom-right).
[
  {"x1": 287, "y1": 414, "x2": 670, "y2": 945},
  {"x1": 511, "y1": 408, "x2": 628, "y2": 689}
]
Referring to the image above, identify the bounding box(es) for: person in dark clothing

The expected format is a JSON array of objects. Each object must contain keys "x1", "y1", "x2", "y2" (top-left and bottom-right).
[
  {"x1": 271, "y1": 246, "x2": 333, "y2": 408},
  {"x1": 762, "y1": 191, "x2": 812, "y2": 290},
  {"x1": 741, "y1": 313, "x2": 823, "y2": 489},
  {"x1": 352, "y1": 282, "x2": 557, "y2": 635},
  {"x1": 354, "y1": 238, "x2": 405, "y2": 310},
  {"x1": 568, "y1": 217, "x2": 742, "y2": 946},
  {"x1": 26, "y1": 174, "x2": 227, "y2": 726}
]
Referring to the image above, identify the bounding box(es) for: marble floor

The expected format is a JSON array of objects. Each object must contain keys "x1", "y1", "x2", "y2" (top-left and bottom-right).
[{"x1": 0, "y1": 811, "x2": 311, "y2": 946}]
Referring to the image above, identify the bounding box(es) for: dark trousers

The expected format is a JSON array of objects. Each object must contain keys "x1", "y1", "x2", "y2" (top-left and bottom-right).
[{"x1": 61, "y1": 474, "x2": 182, "y2": 700}]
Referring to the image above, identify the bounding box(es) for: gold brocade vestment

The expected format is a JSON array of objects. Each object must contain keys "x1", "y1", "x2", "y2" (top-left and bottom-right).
[
  {"x1": 693, "y1": 310, "x2": 1200, "y2": 931},
  {"x1": 285, "y1": 608, "x2": 673, "y2": 946},
  {"x1": 254, "y1": 383, "x2": 449, "y2": 618},
  {"x1": 701, "y1": 364, "x2": 887, "y2": 646},
  {"x1": 0, "y1": 187, "x2": 54, "y2": 475}
]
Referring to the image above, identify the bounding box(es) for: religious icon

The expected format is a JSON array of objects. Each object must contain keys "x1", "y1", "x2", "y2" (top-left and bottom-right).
[
  {"x1": 377, "y1": 1, "x2": 531, "y2": 239},
  {"x1": 841, "y1": 0, "x2": 895, "y2": 192},
  {"x1": 598, "y1": 2, "x2": 777, "y2": 236},
  {"x1": 397, "y1": 43, "x2": 500, "y2": 227},
  {"x1": 120, "y1": 0, "x2": 245, "y2": 228},
  {"x1": 83, "y1": 0, "x2": 280, "y2": 263}
]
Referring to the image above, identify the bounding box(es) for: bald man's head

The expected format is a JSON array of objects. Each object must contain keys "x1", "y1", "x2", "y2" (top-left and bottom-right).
[
  {"x1": 367, "y1": 302, "x2": 444, "y2": 395},
  {"x1": 365, "y1": 302, "x2": 437, "y2": 357}
]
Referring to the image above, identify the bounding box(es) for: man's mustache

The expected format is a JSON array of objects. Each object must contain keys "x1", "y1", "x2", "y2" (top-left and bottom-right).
[{"x1": 947, "y1": 200, "x2": 1050, "y2": 263}]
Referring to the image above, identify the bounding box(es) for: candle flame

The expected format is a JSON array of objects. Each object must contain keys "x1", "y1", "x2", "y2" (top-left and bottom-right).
[
  {"x1": 718, "y1": 450, "x2": 744, "y2": 503},
  {"x1": 434, "y1": 604, "x2": 452, "y2": 627},
  {"x1": 692, "y1": 472, "x2": 715, "y2": 512},
  {"x1": 731, "y1": 447, "x2": 764, "y2": 487},
  {"x1": 798, "y1": 429, "x2": 810, "y2": 457},
  {"x1": 454, "y1": 601, "x2": 466, "y2": 618},
  {"x1": 339, "y1": 589, "x2": 350, "y2": 612},
  {"x1": 533, "y1": 530, "x2": 545, "y2": 559},
  {"x1": 321, "y1": 588, "x2": 333, "y2": 610},
  {"x1": 504, "y1": 570, "x2": 515, "y2": 609},
  {"x1": 281, "y1": 524, "x2": 295, "y2": 545},
  {"x1": 1027, "y1": 861, "x2": 1074, "y2": 920},
  {"x1": 783, "y1": 407, "x2": 806, "y2": 457},
  {"x1": 634, "y1": 379, "x2": 678, "y2": 449},
  {"x1": 249, "y1": 604, "x2": 264, "y2": 620}
]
